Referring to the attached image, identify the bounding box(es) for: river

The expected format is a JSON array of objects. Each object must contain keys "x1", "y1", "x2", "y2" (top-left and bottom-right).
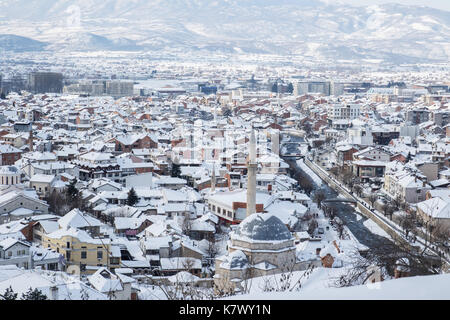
[{"x1": 283, "y1": 135, "x2": 394, "y2": 250}]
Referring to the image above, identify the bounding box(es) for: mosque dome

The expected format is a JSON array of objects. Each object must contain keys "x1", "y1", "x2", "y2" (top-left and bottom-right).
[
  {"x1": 233, "y1": 213, "x2": 293, "y2": 242},
  {"x1": 220, "y1": 250, "x2": 249, "y2": 270}
]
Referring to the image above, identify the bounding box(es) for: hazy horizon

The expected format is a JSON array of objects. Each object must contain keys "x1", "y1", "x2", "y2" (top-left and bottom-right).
[{"x1": 337, "y1": 0, "x2": 450, "y2": 12}]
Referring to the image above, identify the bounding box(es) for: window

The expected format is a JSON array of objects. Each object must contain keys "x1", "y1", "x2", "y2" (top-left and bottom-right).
[
  {"x1": 81, "y1": 251, "x2": 87, "y2": 259},
  {"x1": 97, "y1": 251, "x2": 103, "y2": 260},
  {"x1": 66, "y1": 252, "x2": 70, "y2": 260},
  {"x1": 66, "y1": 242, "x2": 70, "y2": 249}
]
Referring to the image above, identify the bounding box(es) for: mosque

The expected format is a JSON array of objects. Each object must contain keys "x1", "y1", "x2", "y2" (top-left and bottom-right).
[{"x1": 213, "y1": 131, "x2": 320, "y2": 293}]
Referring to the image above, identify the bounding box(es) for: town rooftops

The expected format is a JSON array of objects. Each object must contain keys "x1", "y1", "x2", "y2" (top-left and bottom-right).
[
  {"x1": 30, "y1": 174, "x2": 56, "y2": 184},
  {"x1": 417, "y1": 197, "x2": 450, "y2": 219},
  {"x1": 208, "y1": 189, "x2": 272, "y2": 208},
  {"x1": 58, "y1": 208, "x2": 103, "y2": 229}
]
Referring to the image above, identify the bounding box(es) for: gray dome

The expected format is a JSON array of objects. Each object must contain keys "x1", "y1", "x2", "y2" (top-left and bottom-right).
[
  {"x1": 0, "y1": 166, "x2": 19, "y2": 174},
  {"x1": 228, "y1": 250, "x2": 248, "y2": 269},
  {"x1": 220, "y1": 250, "x2": 249, "y2": 270},
  {"x1": 234, "y1": 213, "x2": 292, "y2": 241}
]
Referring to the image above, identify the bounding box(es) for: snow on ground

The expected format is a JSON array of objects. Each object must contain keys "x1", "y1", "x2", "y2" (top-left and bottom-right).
[
  {"x1": 297, "y1": 159, "x2": 323, "y2": 186},
  {"x1": 137, "y1": 284, "x2": 169, "y2": 300},
  {"x1": 230, "y1": 267, "x2": 350, "y2": 298},
  {"x1": 233, "y1": 273, "x2": 450, "y2": 300},
  {"x1": 362, "y1": 218, "x2": 391, "y2": 239}
]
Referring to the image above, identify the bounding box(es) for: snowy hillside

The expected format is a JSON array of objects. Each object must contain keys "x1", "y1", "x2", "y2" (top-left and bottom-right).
[
  {"x1": 0, "y1": 34, "x2": 47, "y2": 52},
  {"x1": 0, "y1": 0, "x2": 449, "y2": 62},
  {"x1": 232, "y1": 270, "x2": 450, "y2": 300}
]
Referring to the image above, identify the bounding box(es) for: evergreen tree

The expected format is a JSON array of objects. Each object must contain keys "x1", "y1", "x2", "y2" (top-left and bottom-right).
[
  {"x1": 287, "y1": 83, "x2": 294, "y2": 94},
  {"x1": 127, "y1": 188, "x2": 138, "y2": 206},
  {"x1": 66, "y1": 179, "x2": 79, "y2": 199},
  {"x1": 0, "y1": 286, "x2": 18, "y2": 300},
  {"x1": 271, "y1": 83, "x2": 278, "y2": 93},
  {"x1": 406, "y1": 152, "x2": 411, "y2": 163},
  {"x1": 171, "y1": 163, "x2": 181, "y2": 178},
  {"x1": 0, "y1": 91, "x2": 6, "y2": 100},
  {"x1": 66, "y1": 179, "x2": 84, "y2": 210},
  {"x1": 21, "y1": 288, "x2": 47, "y2": 300}
]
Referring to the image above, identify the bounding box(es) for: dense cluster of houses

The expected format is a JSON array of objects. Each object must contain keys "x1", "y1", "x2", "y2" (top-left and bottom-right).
[
  {"x1": 304, "y1": 87, "x2": 450, "y2": 232},
  {"x1": 0, "y1": 76, "x2": 447, "y2": 299}
]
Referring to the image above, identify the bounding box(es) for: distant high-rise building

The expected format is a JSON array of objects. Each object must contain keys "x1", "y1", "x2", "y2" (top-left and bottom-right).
[
  {"x1": 63, "y1": 80, "x2": 133, "y2": 97},
  {"x1": 28, "y1": 72, "x2": 63, "y2": 94},
  {"x1": 294, "y1": 80, "x2": 330, "y2": 96},
  {"x1": 105, "y1": 80, "x2": 134, "y2": 97},
  {"x1": 328, "y1": 104, "x2": 361, "y2": 121},
  {"x1": 406, "y1": 109, "x2": 430, "y2": 125}
]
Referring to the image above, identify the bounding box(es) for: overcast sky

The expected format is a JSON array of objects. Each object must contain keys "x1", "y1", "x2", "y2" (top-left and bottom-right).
[{"x1": 337, "y1": 0, "x2": 450, "y2": 11}]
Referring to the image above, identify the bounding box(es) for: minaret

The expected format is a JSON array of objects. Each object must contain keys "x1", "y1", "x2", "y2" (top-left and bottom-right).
[
  {"x1": 29, "y1": 129, "x2": 33, "y2": 152},
  {"x1": 246, "y1": 130, "x2": 257, "y2": 217},
  {"x1": 211, "y1": 164, "x2": 216, "y2": 193},
  {"x1": 271, "y1": 129, "x2": 280, "y2": 156}
]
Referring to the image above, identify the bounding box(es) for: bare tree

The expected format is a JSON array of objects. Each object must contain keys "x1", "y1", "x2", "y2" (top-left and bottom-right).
[
  {"x1": 333, "y1": 217, "x2": 345, "y2": 239},
  {"x1": 240, "y1": 255, "x2": 255, "y2": 295},
  {"x1": 205, "y1": 240, "x2": 219, "y2": 268},
  {"x1": 335, "y1": 240, "x2": 441, "y2": 288},
  {"x1": 260, "y1": 262, "x2": 315, "y2": 293},
  {"x1": 45, "y1": 190, "x2": 71, "y2": 216},
  {"x1": 397, "y1": 213, "x2": 415, "y2": 239},
  {"x1": 392, "y1": 194, "x2": 403, "y2": 212},
  {"x1": 181, "y1": 213, "x2": 192, "y2": 236},
  {"x1": 342, "y1": 172, "x2": 354, "y2": 189},
  {"x1": 368, "y1": 193, "x2": 378, "y2": 208},
  {"x1": 151, "y1": 258, "x2": 215, "y2": 300},
  {"x1": 213, "y1": 273, "x2": 235, "y2": 298},
  {"x1": 296, "y1": 171, "x2": 314, "y2": 195},
  {"x1": 329, "y1": 166, "x2": 339, "y2": 178},
  {"x1": 381, "y1": 203, "x2": 395, "y2": 220},
  {"x1": 307, "y1": 218, "x2": 318, "y2": 236},
  {"x1": 431, "y1": 223, "x2": 450, "y2": 246},
  {"x1": 313, "y1": 190, "x2": 326, "y2": 209},
  {"x1": 353, "y1": 184, "x2": 363, "y2": 198}
]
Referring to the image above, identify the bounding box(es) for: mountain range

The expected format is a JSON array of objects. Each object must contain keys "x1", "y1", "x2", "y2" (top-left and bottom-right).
[{"x1": 0, "y1": 0, "x2": 449, "y2": 63}]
